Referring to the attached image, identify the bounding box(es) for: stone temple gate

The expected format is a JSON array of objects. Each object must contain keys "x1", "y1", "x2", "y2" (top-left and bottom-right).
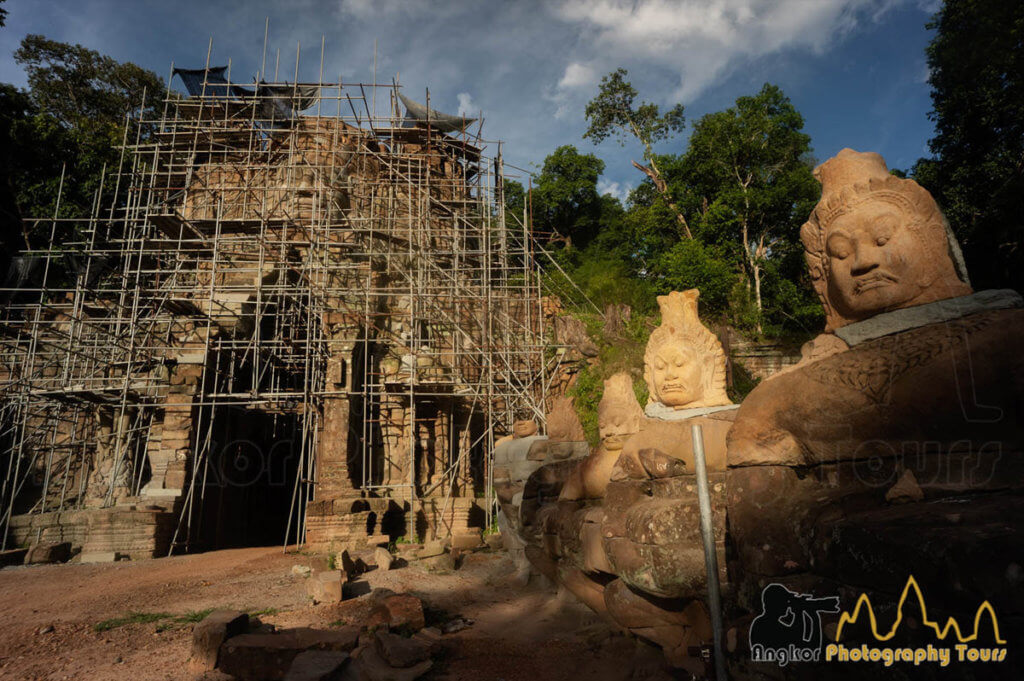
[{"x1": 0, "y1": 59, "x2": 565, "y2": 559}]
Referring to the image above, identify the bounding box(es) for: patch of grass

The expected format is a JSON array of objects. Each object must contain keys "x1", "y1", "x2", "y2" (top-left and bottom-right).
[
  {"x1": 94, "y1": 612, "x2": 173, "y2": 632},
  {"x1": 327, "y1": 552, "x2": 337, "y2": 570},
  {"x1": 98, "y1": 609, "x2": 221, "y2": 633},
  {"x1": 155, "y1": 610, "x2": 217, "y2": 632},
  {"x1": 178, "y1": 609, "x2": 215, "y2": 623}
]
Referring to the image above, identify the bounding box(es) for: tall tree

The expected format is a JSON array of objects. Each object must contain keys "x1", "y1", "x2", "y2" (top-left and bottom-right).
[
  {"x1": 681, "y1": 84, "x2": 819, "y2": 333},
  {"x1": 913, "y1": 0, "x2": 1024, "y2": 292},
  {"x1": 583, "y1": 69, "x2": 691, "y2": 238},
  {"x1": 1, "y1": 36, "x2": 165, "y2": 249},
  {"x1": 531, "y1": 145, "x2": 606, "y2": 249}
]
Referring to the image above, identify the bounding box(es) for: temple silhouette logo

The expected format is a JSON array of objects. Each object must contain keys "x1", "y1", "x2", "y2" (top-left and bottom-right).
[{"x1": 826, "y1": 575, "x2": 1008, "y2": 666}]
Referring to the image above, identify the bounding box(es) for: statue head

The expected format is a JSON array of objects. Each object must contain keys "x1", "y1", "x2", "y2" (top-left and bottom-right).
[
  {"x1": 801, "y1": 149, "x2": 972, "y2": 331},
  {"x1": 643, "y1": 290, "x2": 731, "y2": 410},
  {"x1": 598, "y1": 373, "x2": 644, "y2": 450},
  {"x1": 546, "y1": 395, "x2": 587, "y2": 442}
]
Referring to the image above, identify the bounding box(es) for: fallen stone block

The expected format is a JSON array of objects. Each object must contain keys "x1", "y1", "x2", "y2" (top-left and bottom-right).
[
  {"x1": 307, "y1": 570, "x2": 346, "y2": 604},
  {"x1": 188, "y1": 609, "x2": 249, "y2": 674},
  {"x1": 373, "y1": 547, "x2": 394, "y2": 571},
  {"x1": 79, "y1": 551, "x2": 125, "y2": 563},
  {"x1": 292, "y1": 564, "x2": 313, "y2": 578},
  {"x1": 393, "y1": 544, "x2": 420, "y2": 557},
  {"x1": 366, "y1": 534, "x2": 389, "y2": 548},
  {"x1": 410, "y1": 627, "x2": 441, "y2": 654},
  {"x1": 415, "y1": 540, "x2": 445, "y2": 559},
  {"x1": 449, "y1": 532, "x2": 481, "y2": 551},
  {"x1": 374, "y1": 631, "x2": 430, "y2": 668},
  {"x1": 24, "y1": 541, "x2": 72, "y2": 565},
  {"x1": 363, "y1": 594, "x2": 426, "y2": 632},
  {"x1": 349, "y1": 645, "x2": 432, "y2": 681},
  {"x1": 421, "y1": 553, "x2": 456, "y2": 572},
  {"x1": 219, "y1": 628, "x2": 359, "y2": 680},
  {"x1": 285, "y1": 650, "x2": 350, "y2": 681}
]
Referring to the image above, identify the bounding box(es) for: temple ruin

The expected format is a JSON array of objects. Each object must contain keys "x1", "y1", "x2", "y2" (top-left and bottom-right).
[{"x1": 0, "y1": 59, "x2": 566, "y2": 559}]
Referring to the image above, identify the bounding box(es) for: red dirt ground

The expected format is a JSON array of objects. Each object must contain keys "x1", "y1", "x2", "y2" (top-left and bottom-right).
[{"x1": 0, "y1": 546, "x2": 667, "y2": 680}]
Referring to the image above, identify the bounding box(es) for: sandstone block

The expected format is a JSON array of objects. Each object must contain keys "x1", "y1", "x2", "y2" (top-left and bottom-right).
[
  {"x1": 284, "y1": 650, "x2": 350, "y2": 681},
  {"x1": 416, "y1": 540, "x2": 445, "y2": 559},
  {"x1": 449, "y1": 532, "x2": 481, "y2": 550},
  {"x1": 307, "y1": 570, "x2": 346, "y2": 604},
  {"x1": 364, "y1": 595, "x2": 425, "y2": 632},
  {"x1": 349, "y1": 645, "x2": 432, "y2": 681},
  {"x1": 24, "y1": 541, "x2": 71, "y2": 564},
  {"x1": 373, "y1": 547, "x2": 394, "y2": 571},
  {"x1": 188, "y1": 609, "x2": 248, "y2": 674},
  {"x1": 373, "y1": 631, "x2": 430, "y2": 668},
  {"x1": 219, "y1": 628, "x2": 358, "y2": 680}
]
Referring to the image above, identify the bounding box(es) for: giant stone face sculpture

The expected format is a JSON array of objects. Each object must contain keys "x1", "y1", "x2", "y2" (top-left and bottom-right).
[
  {"x1": 643, "y1": 290, "x2": 730, "y2": 410},
  {"x1": 727, "y1": 149, "x2": 1024, "y2": 671},
  {"x1": 801, "y1": 148, "x2": 971, "y2": 331}
]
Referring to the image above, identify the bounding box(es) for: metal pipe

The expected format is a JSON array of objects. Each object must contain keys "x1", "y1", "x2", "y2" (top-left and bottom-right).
[{"x1": 691, "y1": 422, "x2": 727, "y2": 681}]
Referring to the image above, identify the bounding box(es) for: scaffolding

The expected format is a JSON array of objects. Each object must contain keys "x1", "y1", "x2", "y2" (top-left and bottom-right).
[{"x1": 0, "y1": 51, "x2": 563, "y2": 555}]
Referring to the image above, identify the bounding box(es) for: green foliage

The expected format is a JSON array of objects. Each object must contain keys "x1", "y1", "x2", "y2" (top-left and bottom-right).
[
  {"x1": 583, "y1": 68, "x2": 685, "y2": 156},
  {"x1": 914, "y1": 0, "x2": 1024, "y2": 291},
  {"x1": 531, "y1": 145, "x2": 607, "y2": 249},
  {"x1": 94, "y1": 611, "x2": 173, "y2": 632},
  {"x1": 728, "y1": 360, "x2": 761, "y2": 403},
  {"x1": 1, "y1": 35, "x2": 165, "y2": 253},
  {"x1": 672, "y1": 83, "x2": 821, "y2": 334},
  {"x1": 326, "y1": 552, "x2": 337, "y2": 570},
  {"x1": 567, "y1": 311, "x2": 653, "y2": 446},
  {"x1": 651, "y1": 239, "x2": 736, "y2": 313}
]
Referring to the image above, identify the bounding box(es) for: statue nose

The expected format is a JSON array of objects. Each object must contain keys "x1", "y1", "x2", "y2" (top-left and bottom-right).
[{"x1": 850, "y1": 242, "x2": 882, "y2": 276}]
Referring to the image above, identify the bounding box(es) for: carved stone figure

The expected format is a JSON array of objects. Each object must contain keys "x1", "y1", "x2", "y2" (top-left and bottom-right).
[
  {"x1": 559, "y1": 373, "x2": 643, "y2": 501},
  {"x1": 727, "y1": 149, "x2": 1024, "y2": 674},
  {"x1": 801, "y1": 148, "x2": 971, "y2": 331},
  {"x1": 509, "y1": 290, "x2": 736, "y2": 675},
  {"x1": 643, "y1": 290, "x2": 730, "y2": 413},
  {"x1": 544, "y1": 395, "x2": 587, "y2": 443}
]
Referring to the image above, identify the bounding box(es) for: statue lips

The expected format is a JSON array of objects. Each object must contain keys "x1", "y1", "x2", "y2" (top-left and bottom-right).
[
  {"x1": 659, "y1": 381, "x2": 691, "y2": 395},
  {"x1": 853, "y1": 271, "x2": 898, "y2": 294}
]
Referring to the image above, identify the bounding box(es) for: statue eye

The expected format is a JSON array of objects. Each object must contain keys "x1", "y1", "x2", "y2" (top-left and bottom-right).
[
  {"x1": 876, "y1": 235, "x2": 889, "y2": 246},
  {"x1": 826, "y1": 234, "x2": 851, "y2": 260}
]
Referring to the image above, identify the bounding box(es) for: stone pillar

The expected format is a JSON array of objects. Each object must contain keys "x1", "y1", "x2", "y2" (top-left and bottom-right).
[{"x1": 315, "y1": 396, "x2": 355, "y2": 501}]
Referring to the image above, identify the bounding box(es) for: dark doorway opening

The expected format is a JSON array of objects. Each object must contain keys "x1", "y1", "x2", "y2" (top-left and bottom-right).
[{"x1": 190, "y1": 407, "x2": 301, "y2": 551}]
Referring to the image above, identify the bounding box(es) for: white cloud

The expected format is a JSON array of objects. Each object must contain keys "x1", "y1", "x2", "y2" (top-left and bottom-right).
[
  {"x1": 456, "y1": 92, "x2": 477, "y2": 116},
  {"x1": 552, "y1": 0, "x2": 906, "y2": 101},
  {"x1": 558, "y1": 62, "x2": 597, "y2": 90},
  {"x1": 597, "y1": 178, "x2": 633, "y2": 202}
]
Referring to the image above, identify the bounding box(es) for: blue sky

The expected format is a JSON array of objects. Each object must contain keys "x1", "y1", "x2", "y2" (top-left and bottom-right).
[{"x1": 0, "y1": 0, "x2": 941, "y2": 201}]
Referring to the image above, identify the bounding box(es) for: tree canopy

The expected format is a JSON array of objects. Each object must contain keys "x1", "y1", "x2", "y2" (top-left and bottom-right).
[
  {"x1": 1, "y1": 35, "x2": 165, "y2": 253},
  {"x1": 912, "y1": 0, "x2": 1024, "y2": 292}
]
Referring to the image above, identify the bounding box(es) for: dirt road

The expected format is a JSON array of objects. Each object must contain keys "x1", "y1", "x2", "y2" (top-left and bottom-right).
[{"x1": 0, "y1": 547, "x2": 659, "y2": 680}]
